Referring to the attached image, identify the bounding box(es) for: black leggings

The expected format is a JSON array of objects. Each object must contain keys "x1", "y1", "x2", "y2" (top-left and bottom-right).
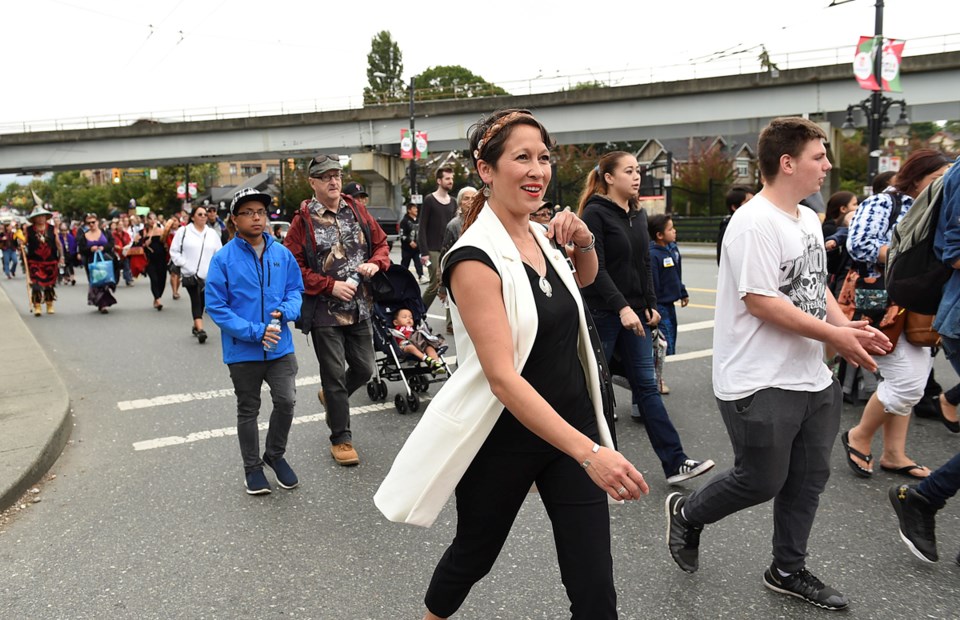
[
  {"x1": 424, "y1": 439, "x2": 615, "y2": 619},
  {"x1": 146, "y1": 254, "x2": 167, "y2": 300},
  {"x1": 185, "y1": 281, "x2": 205, "y2": 320}
]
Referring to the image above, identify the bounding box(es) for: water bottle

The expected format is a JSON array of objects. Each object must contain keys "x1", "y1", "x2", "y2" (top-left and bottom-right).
[
  {"x1": 346, "y1": 272, "x2": 362, "y2": 287},
  {"x1": 263, "y1": 315, "x2": 281, "y2": 352}
]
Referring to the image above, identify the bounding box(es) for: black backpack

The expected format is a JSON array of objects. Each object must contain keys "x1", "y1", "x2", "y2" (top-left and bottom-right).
[{"x1": 886, "y1": 176, "x2": 951, "y2": 315}]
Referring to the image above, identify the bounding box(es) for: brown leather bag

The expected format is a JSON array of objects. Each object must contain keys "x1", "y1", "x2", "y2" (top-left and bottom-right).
[{"x1": 904, "y1": 312, "x2": 941, "y2": 347}]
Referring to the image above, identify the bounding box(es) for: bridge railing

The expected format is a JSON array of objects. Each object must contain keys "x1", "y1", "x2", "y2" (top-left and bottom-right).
[{"x1": 2, "y1": 33, "x2": 958, "y2": 136}]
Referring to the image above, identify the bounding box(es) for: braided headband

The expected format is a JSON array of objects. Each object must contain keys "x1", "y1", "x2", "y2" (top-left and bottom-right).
[{"x1": 472, "y1": 111, "x2": 533, "y2": 161}]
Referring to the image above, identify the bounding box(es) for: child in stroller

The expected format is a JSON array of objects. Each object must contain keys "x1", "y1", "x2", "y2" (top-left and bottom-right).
[
  {"x1": 391, "y1": 308, "x2": 447, "y2": 375},
  {"x1": 366, "y1": 264, "x2": 452, "y2": 413}
]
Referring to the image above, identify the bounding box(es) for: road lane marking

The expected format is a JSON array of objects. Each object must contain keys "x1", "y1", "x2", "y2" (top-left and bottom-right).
[
  {"x1": 686, "y1": 303, "x2": 715, "y2": 309},
  {"x1": 686, "y1": 287, "x2": 717, "y2": 293},
  {"x1": 666, "y1": 348, "x2": 713, "y2": 362},
  {"x1": 677, "y1": 320, "x2": 714, "y2": 333},
  {"x1": 132, "y1": 398, "x2": 432, "y2": 451}
]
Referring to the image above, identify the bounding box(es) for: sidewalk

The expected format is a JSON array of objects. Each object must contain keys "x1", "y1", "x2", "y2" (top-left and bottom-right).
[{"x1": 0, "y1": 284, "x2": 71, "y2": 511}]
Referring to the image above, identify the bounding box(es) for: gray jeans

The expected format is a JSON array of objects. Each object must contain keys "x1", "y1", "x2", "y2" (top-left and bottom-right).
[
  {"x1": 227, "y1": 353, "x2": 298, "y2": 474},
  {"x1": 684, "y1": 381, "x2": 841, "y2": 573},
  {"x1": 310, "y1": 319, "x2": 375, "y2": 445}
]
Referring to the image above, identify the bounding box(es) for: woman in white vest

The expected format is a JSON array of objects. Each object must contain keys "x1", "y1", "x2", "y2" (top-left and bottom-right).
[{"x1": 375, "y1": 109, "x2": 649, "y2": 619}]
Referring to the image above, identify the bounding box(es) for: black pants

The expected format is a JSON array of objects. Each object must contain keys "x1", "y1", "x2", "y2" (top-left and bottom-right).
[
  {"x1": 146, "y1": 252, "x2": 167, "y2": 300},
  {"x1": 400, "y1": 245, "x2": 423, "y2": 277},
  {"x1": 424, "y1": 439, "x2": 616, "y2": 619},
  {"x1": 185, "y1": 280, "x2": 205, "y2": 320}
]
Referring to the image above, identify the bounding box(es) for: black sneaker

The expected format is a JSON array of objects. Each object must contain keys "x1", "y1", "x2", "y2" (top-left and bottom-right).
[
  {"x1": 665, "y1": 492, "x2": 702, "y2": 573},
  {"x1": 244, "y1": 469, "x2": 272, "y2": 495},
  {"x1": 888, "y1": 484, "x2": 939, "y2": 562},
  {"x1": 763, "y1": 564, "x2": 848, "y2": 610},
  {"x1": 667, "y1": 459, "x2": 716, "y2": 485},
  {"x1": 263, "y1": 455, "x2": 299, "y2": 490},
  {"x1": 197, "y1": 329, "x2": 207, "y2": 344}
]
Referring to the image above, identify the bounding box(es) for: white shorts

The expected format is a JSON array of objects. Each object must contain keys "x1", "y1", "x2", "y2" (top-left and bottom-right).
[{"x1": 875, "y1": 340, "x2": 934, "y2": 416}]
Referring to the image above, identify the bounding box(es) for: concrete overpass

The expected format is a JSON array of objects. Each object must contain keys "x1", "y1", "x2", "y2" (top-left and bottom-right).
[{"x1": 1, "y1": 51, "x2": 958, "y2": 176}]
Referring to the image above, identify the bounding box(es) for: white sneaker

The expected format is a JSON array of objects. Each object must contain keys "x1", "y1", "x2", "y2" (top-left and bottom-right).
[{"x1": 419, "y1": 275, "x2": 430, "y2": 284}]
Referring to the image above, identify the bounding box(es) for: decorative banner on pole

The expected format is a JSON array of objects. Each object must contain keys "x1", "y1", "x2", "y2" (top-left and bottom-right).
[
  {"x1": 853, "y1": 36, "x2": 906, "y2": 92},
  {"x1": 176, "y1": 182, "x2": 198, "y2": 199},
  {"x1": 415, "y1": 131, "x2": 428, "y2": 160},
  {"x1": 400, "y1": 129, "x2": 414, "y2": 160}
]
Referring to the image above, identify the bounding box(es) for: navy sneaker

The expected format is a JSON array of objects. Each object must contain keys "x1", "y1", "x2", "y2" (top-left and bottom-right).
[
  {"x1": 763, "y1": 564, "x2": 848, "y2": 611},
  {"x1": 263, "y1": 455, "x2": 299, "y2": 490},
  {"x1": 244, "y1": 469, "x2": 272, "y2": 495},
  {"x1": 665, "y1": 492, "x2": 702, "y2": 573},
  {"x1": 667, "y1": 459, "x2": 715, "y2": 485}
]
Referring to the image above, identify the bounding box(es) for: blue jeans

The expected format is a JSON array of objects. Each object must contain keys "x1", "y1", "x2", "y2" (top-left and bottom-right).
[
  {"x1": 918, "y1": 335, "x2": 960, "y2": 509},
  {"x1": 657, "y1": 302, "x2": 678, "y2": 355},
  {"x1": 310, "y1": 319, "x2": 375, "y2": 445},
  {"x1": 592, "y1": 309, "x2": 687, "y2": 476},
  {"x1": 121, "y1": 257, "x2": 133, "y2": 284},
  {"x1": 2, "y1": 248, "x2": 17, "y2": 276}
]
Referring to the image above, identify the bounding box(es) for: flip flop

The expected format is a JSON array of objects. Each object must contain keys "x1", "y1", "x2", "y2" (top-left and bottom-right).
[
  {"x1": 841, "y1": 430, "x2": 873, "y2": 478},
  {"x1": 880, "y1": 463, "x2": 929, "y2": 479}
]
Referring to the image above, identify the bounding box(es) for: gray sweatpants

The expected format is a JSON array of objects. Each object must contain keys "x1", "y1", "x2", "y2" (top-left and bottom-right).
[{"x1": 684, "y1": 381, "x2": 841, "y2": 573}]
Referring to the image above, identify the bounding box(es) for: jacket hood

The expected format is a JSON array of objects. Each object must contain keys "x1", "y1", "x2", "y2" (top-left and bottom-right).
[{"x1": 584, "y1": 193, "x2": 631, "y2": 216}]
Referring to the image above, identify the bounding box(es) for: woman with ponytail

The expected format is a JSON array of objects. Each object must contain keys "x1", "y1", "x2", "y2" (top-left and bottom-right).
[
  {"x1": 376, "y1": 110, "x2": 649, "y2": 619},
  {"x1": 578, "y1": 151, "x2": 714, "y2": 484}
]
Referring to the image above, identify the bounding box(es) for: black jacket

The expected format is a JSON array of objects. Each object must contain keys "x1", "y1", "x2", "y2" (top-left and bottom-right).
[{"x1": 580, "y1": 194, "x2": 657, "y2": 314}]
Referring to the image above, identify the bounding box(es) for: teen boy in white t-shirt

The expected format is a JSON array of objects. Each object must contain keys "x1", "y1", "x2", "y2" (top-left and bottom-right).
[{"x1": 665, "y1": 117, "x2": 892, "y2": 611}]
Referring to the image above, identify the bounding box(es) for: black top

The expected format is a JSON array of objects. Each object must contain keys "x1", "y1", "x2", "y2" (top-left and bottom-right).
[
  {"x1": 444, "y1": 246, "x2": 596, "y2": 451},
  {"x1": 418, "y1": 194, "x2": 457, "y2": 255},
  {"x1": 580, "y1": 194, "x2": 657, "y2": 313}
]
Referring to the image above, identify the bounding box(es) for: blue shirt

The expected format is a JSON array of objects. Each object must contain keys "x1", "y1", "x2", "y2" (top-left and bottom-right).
[
  {"x1": 649, "y1": 242, "x2": 688, "y2": 304},
  {"x1": 847, "y1": 190, "x2": 913, "y2": 278},
  {"x1": 934, "y1": 157, "x2": 960, "y2": 338}
]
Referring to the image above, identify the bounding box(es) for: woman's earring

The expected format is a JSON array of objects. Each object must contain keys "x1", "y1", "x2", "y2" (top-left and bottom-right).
[{"x1": 482, "y1": 185, "x2": 491, "y2": 198}]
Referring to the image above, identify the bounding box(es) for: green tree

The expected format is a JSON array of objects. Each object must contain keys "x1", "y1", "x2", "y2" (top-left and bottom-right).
[
  {"x1": 364, "y1": 31, "x2": 405, "y2": 105},
  {"x1": 412, "y1": 65, "x2": 509, "y2": 101},
  {"x1": 674, "y1": 143, "x2": 735, "y2": 215},
  {"x1": 571, "y1": 80, "x2": 606, "y2": 91},
  {"x1": 945, "y1": 120, "x2": 960, "y2": 134},
  {"x1": 909, "y1": 121, "x2": 940, "y2": 142},
  {"x1": 836, "y1": 131, "x2": 869, "y2": 194}
]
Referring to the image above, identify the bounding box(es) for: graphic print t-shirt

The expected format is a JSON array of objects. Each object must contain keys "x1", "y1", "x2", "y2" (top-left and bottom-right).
[{"x1": 713, "y1": 195, "x2": 833, "y2": 400}]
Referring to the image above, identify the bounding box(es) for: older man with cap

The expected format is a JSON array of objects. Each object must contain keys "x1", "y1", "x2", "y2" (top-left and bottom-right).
[
  {"x1": 284, "y1": 154, "x2": 391, "y2": 466},
  {"x1": 206, "y1": 187, "x2": 304, "y2": 495}
]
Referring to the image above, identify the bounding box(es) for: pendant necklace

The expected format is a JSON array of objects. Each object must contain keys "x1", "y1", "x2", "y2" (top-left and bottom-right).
[{"x1": 517, "y1": 237, "x2": 552, "y2": 298}]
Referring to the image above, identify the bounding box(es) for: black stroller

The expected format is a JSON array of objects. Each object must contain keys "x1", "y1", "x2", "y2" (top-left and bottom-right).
[{"x1": 365, "y1": 264, "x2": 452, "y2": 414}]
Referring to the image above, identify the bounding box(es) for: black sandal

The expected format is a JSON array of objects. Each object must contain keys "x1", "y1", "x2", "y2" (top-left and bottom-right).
[{"x1": 841, "y1": 430, "x2": 872, "y2": 478}]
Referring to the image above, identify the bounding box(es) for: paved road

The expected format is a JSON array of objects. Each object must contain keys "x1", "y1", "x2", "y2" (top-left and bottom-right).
[{"x1": 0, "y1": 247, "x2": 957, "y2": 619}]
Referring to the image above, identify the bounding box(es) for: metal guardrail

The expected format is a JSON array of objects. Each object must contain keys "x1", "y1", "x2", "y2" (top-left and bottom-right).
[
  {"x1": 2, "y1": 33, "x2": 958, "y2": 136},
  {"x1": 674, "y1": 215, "x2": 725, "y2": 243}
]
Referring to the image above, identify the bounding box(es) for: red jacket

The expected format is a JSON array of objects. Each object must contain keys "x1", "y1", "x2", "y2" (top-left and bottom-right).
[{"x1": 283, "y1": 194, "x2": 391, "y2": 297}]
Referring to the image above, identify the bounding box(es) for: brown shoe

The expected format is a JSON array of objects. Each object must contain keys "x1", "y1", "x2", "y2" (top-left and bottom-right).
[
  {"x1": 33, "y1": 304, "x2": 42, "y2": 316},
  {"x1": 331, "y1": 442, "x2": 359, "y2": 466},
  {"x1": 46, "y1": 302, "x2": 55, "y2": 315},
  {"x1": 317, "y1": 389, "x2": 326, "y2": 407}
]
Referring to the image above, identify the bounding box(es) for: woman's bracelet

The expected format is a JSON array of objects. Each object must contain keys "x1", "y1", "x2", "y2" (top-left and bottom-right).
[
  {"x1": 575, "y1": 233, "x2": 596, "y2": 253},
  {"x1": 580, "y1": 443, "x2": 600, "y2": 469}
]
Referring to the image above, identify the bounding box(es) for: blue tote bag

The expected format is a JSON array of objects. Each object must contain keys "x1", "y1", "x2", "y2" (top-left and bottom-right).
[{"x1": 88, "y1": 251, "x2": 116, "y2": 287}]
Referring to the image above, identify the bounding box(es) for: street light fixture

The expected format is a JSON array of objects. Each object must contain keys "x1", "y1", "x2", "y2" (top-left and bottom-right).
[{"x1": 839, "y1": 0, "x2": 910, "y2": 183}]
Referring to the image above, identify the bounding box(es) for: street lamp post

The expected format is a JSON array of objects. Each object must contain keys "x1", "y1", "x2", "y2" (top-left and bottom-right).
[
  {"x1": 839, "y1": 0, "x2": 910, "y2": 184},
  {"x1": 408, "y1": 77, "x2": 418, "y2": 202}
]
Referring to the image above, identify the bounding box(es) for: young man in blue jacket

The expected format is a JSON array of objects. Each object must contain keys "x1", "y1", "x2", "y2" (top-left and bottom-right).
[{"x1": 206, "y1": 187, "x2": 305, "y2": 495}]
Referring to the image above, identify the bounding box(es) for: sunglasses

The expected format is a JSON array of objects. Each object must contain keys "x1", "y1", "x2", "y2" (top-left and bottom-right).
[{"x1": 310, "y1": 154, "x2": 340, "y2": 165}]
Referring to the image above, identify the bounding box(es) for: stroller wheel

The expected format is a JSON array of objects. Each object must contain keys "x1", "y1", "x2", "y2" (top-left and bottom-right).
[
  {"x1": 376, "y1": 379, "x2": 389, "y2": 400},
  {"x1": 394, "y1": 393, "x2": 408, "y2": 414},
  {"x1": 366, "y1": 381, "x2": 378, "y2": 400},
  {"x1": 406, "y1": 392, "x2": 420, "y2": 413}
]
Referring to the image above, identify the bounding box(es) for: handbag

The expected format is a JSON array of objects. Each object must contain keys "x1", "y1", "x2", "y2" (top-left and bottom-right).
[
  {"x1": 904, "y1": 312, "x2": 940, "y2": 347},
  {"x1": 180, "y1": 229, "x2": 207, "y2": 288},
  {"x1": 853, "y1": 274, "x2": 888, "y2": 324},
  {"x1": 88, "y1": 250, "x2": 116, "y2": 287},
  {"x1": 125, "y1": 245, "x2": 145, "y2": 257}
]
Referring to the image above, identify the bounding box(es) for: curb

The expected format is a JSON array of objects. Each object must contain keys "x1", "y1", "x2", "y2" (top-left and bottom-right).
[{"x1": 0, "y1": 284, "x2": 72, "y2": 512}]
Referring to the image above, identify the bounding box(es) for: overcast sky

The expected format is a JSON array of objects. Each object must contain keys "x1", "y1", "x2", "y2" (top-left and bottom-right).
[{"x1": 1, "y1": 0, "x2": 955, "y2": 130}]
